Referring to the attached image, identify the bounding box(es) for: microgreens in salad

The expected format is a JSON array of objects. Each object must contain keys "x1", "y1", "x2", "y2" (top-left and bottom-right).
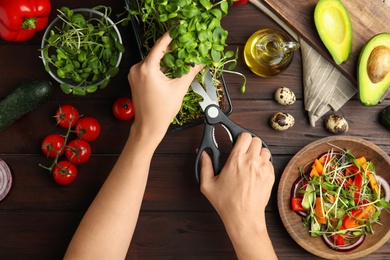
[{"x1": 291, "y1": 147, "x2": 390, "y2": 251}]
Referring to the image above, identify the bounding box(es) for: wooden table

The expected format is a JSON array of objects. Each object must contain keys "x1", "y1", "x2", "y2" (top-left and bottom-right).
[{"x1": 0, "y1": 1, "x2": 389, "y2": 259}]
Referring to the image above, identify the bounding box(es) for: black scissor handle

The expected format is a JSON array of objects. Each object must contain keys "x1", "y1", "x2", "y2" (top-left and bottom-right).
[
  {"x1": 195, "y1": 105, "x2": 272, "y2": 183},
  {"x1": 205, "y1": 105, "x2": 269, "y2": 147},
  {"x1": 195, "y1": 123, "x2": 221, "y2": 183},
  {"x1": 213, "y1": 108, "x2": 272, "y2": 159}
]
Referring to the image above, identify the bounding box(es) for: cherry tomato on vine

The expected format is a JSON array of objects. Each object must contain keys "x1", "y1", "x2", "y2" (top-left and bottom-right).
[
  {"x1": 55, "y1": 104, "x2": 80, "y2": 128},
  {"x1": 75, "y1": 117, "x2": 101, "y2": 142},
  {"x1": 52, "y1": 160, "x2": 78, "y2": 185},
  {"x1": 112, "y1": 97, "x2": 135, "y2": 121},
  {"x1": 41, "y1": 134, "x2": 65, "y2": 158},
  {"x1": 65, "y1": 139, "x2": 91, "y2": 165}
]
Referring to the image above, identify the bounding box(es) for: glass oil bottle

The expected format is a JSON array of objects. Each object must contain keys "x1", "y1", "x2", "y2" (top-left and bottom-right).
[{"x1": 244, "y1": 28, "x2": 300, "y2": 77}]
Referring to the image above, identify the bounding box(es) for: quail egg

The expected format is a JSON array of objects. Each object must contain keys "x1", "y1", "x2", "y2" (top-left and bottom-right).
[
  {"x1": 325, "y1": 114, "x2": 349, "y2": 134},
  {"x1": 274, "y1": 87, "x2": 296, "y2": 105},
  {"x1": 270, "y1": 112, "x2": 295, "y2": 131}
]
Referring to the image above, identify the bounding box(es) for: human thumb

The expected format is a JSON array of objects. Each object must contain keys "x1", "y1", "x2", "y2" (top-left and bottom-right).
[{"x1": 199, "y1": 151, "x2": 215, "y2": 186}]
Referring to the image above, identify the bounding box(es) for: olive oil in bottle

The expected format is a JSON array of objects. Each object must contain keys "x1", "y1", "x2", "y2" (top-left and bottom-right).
[{"x1": 244, "y1": 28, "x2": 299, "y2": 77}]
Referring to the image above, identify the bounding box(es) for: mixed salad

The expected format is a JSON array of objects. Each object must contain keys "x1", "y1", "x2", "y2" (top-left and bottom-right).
[{"x1": 290, "y1": 147, "x2": 390, "y2": 251}]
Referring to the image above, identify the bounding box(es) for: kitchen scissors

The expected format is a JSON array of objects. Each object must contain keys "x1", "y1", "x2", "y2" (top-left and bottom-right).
[{"x1": 191, "y1": 70, "x2": 271, "y2": 183}]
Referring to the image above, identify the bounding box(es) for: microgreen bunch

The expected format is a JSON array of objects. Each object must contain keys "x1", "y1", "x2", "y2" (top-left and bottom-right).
[
  {"x1": 127, "y1": 0, "x2": 246, "y2": 125},
  {"x1": 41, "y1": 6, "x2": 125, "y2": 96}
]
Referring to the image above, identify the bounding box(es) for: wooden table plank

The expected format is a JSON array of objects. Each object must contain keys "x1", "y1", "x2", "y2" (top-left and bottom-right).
[
  {"x1": 0, "y1": 154, "x2": 290, "y2": 212},
  {"x1": 0, "y1": 211, "x2": 388, "y2": 259}
]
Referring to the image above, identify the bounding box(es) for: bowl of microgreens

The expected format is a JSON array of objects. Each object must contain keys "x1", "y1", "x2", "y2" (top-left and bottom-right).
[
  {"x1": 40, "y1": 6, "x2": 125, "y2": 95},
  {"x1": 278, "y1": 136, "x2": 390, "y2": 259},
  {"x1": 125, "y1": 0, "x2": 245, "y2": 131}
]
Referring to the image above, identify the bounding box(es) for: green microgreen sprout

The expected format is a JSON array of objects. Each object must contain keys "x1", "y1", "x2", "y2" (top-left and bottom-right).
[
  {"x1": 126, "y1": 0, "x2": 247, "y2": 126},
  {"x1": 40, "y1": 5, "x2": 127, "y2": 96}
]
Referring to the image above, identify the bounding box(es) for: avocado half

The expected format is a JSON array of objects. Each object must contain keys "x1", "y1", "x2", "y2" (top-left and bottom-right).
[
  {"x1": 358, "y1": 33, "x2": 390, "y2": 106},
  {"x1": 314, "y1": 0, "x2": 353, "y2": 65}
]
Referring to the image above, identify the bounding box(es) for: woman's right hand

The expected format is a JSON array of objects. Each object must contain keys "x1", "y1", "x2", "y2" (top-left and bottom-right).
[
  {"x1": 199, "y1": 132, "x2": 274, "y2": 225},
  {"x1": 198, "y1": 132, "x2": 277, "y2": 259}
]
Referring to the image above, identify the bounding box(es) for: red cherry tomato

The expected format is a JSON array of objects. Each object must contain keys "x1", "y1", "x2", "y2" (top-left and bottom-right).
[
  {"x1": 52, "y1": 160, "x2": 78, "y2": 185},
  {"x1": 55, "y1": 105, "x2": 80, "y2": 128},
  {"x1": 41, "y1": 134, "x2": 65, "y2": 158},
  {"x1": 75, "y1": 117, "x2": 101, "y2": 141},
  {"x1": 112, "y1": 97, "x2": 135, "y2": 121},
  {"x1": 233, "y1": 0, "x2": 248, "y2": 6},
  {"x1": 65, "y1": 139, "x2": 91, "y2": 165}
]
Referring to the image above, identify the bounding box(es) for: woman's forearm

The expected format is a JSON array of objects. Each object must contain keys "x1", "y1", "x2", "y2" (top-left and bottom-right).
[
  {"x1": 64, "y1": 29, "x2": 202, "y2": 259},
  {"x1": 224, "y1": 217, "x2": 277, "y2": 260},
  {"x1": 64, "y1": 126, "x2": 160, "y2": 259}
]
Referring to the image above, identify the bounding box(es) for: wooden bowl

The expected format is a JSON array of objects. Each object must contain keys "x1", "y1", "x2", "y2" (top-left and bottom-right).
[{"x1": 278, "y1": 136, "x2": 390, "y2": 259}]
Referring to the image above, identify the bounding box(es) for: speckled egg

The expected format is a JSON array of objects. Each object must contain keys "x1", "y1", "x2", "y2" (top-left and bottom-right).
[
  {"x1": 274, "y1": 87, "x2": 296, "y2": 105},
  {"x1": 325, "y1": 114, "x2": 349, "y2": 134},
  {"x1": 270, "y1": 112, "x2": 295, "y2": 131}
]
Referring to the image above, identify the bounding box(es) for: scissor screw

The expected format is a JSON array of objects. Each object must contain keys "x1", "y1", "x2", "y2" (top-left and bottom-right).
[{"x1": 207, "y1": 106, "x2": 219, "y2": 118}]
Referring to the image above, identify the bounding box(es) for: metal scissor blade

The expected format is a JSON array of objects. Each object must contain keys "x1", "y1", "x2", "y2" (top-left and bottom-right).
[
  {"x1": 203, "y1": 71, "x2": 218, "y2": 104},
  {"x1": 190, "y1": 79, "x2": 217, "y2": 111}
]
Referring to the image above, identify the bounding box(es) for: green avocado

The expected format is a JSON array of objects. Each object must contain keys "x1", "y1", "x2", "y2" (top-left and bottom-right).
[
  {"x1": 381, "y1": 106, "x2": 390, "y2": 130},
  {"x1": 358, "y1": 33, "x2": 390, "y2": 106},
  {"x1": 314, "y1": 0, "x2": 353, "y2": 65}
]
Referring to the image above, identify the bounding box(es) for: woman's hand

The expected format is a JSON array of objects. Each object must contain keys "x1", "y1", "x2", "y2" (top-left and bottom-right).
[
  {"x1": 199, "y1": 132, "x2": 277, "y2": 259},
  {"x1": 128, "y1": 30, "x2": 202, "y2": 143}
]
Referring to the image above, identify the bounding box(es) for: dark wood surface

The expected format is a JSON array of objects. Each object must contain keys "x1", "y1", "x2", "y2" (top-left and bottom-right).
[{"x1": 0, "y1": 1, "x2": 389, "y2": 259}]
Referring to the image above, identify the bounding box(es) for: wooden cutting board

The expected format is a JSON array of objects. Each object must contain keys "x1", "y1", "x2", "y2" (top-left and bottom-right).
[{"x1": 261, "y1": 0, "x2": 390, "y2": 85}]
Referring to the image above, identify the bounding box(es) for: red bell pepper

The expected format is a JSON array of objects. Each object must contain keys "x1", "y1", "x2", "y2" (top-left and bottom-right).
[
  {"x1": 0, "y1": 0, "x2": 51, "y2": 41},
  {"x1": 332, "y1": 234, "x2": 345, "y2": 246},
  {"x1": 291, "y1": 197, "x2": 305, "y2": 212},
  {"x1": 233, "y1": 0, "x2": 248, "y2": 6},
  {"x1": 353, "y1": 172, "x2": 363, "y2": 205}
]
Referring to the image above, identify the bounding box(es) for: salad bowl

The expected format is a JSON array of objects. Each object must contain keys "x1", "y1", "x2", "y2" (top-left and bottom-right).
[{"x1": 278, "y1": 136, "x2": 390, "y2": 259}]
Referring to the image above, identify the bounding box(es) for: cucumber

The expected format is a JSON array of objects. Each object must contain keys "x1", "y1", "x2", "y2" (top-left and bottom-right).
[
  {"x1": 0, "y1": 80, "x2": 53, "y2": 132},
  {"x1": 380, "y1": 105, "x2": 390, "y2": 130},
  {"x1": 301, "y1": 184, "x2": 315, "y2": 210}
]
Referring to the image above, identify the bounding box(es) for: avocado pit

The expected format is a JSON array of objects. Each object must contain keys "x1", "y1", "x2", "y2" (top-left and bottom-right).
[{"x1": 367, "y1": 46, "x2": 390, "y2": 84}]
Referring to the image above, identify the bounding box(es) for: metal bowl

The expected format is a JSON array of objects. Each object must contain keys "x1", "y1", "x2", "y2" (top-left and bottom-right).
[{"x1": 40, "y1": 8, "x2": 123, "y2": 93}]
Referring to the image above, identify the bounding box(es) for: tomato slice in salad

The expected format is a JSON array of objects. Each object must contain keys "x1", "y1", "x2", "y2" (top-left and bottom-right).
[
  {"x1": 291, "y1": 197, "x2": 305, "y2": 212},
  {"x1": 290, "y1": 174, "x2": 309, "y2": 217}
]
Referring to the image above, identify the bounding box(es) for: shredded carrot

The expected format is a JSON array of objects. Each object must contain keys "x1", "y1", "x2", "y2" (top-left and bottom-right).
[
  {"x1": 355, "y1": 156, "x2": 367, "y2": 167},
  {"x1": 360, "y1": 161, "x2": 380, "y2": 196},
  {"x1": 318, "y1": 156, "x2": 327, "y2": 165},
  {"x1": 367, "y1": 172, "x2": 379, "y2": 196},
  {"x1": 310, "y1": 159, "x2": 324, "y2": 178},
  {"x1": 310, "y1": 166, "x2": 319, "y2": 178},
  {"x1": 343, "y1": 204, "x2": 376, "y2": 229},
  {"x1": 314, "y1": 159, "x2": 324, "y2": 174},
  {"x1": 315, "y1": 197, "x2": 327, "y2": 224},
  {"x1": 359, "y1": 204, "x2": 376, "y2": 220}
]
